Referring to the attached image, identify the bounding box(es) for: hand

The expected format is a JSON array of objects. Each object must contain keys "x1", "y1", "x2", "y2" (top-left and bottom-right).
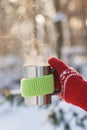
[
  {"x1": 48, "y1": 57, "x2": 83, "y2": 99},
  {"x1": 48, "y1": 57, "x2": 69, "y2": 91}
]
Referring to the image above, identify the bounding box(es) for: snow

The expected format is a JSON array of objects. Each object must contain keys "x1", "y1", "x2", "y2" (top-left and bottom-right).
[
  {"x1": 0, "y1": 102, "x2": 53, "y2": 130},
  {"x1": 0, "y1": 98, "x2": 86, "y2": 130},
  {"x1": 0, "y1": 101, "x2": 87, "y2": 130}
]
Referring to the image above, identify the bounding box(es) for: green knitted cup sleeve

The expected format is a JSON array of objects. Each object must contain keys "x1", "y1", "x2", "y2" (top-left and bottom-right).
[{"x1": 21, "y1": 74, "x2": 54, "y2": 97}]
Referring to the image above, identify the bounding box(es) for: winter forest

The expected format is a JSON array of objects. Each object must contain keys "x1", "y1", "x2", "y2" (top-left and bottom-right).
[{"x1": 0, "y1": 0, "x2": 87, "y2": 130}]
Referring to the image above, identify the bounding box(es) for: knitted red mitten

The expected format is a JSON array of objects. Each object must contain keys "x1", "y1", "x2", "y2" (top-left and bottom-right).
[{"x1": 48, "y1": 57, "x2": 87, "y2": 111}]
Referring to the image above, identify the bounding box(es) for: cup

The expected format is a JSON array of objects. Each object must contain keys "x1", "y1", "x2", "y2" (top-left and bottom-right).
[{"x1": 23, "y1": 65, "x2": 53, "y2": 105}]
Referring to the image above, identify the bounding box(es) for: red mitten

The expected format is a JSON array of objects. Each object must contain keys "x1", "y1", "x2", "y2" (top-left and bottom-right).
[{"x1": 48, "y1": 57, "x2": 87, "y2": 111}]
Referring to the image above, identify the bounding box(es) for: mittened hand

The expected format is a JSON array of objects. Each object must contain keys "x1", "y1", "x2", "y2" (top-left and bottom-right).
[
  {"x1": 48, "y1": 57, "x2": 69, "y2": 92},
  {"x1": 48, "y1": 57, "x2": 83, "y2": 99}
]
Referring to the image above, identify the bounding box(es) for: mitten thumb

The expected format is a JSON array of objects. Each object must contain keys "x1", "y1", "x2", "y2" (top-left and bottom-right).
[{"x1": 48, "y1": 57, "x2": 69, "y2": 75}]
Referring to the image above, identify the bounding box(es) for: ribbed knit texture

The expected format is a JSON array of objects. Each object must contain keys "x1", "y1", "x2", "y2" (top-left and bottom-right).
[
  {"x1": 48, "y1": 57, "x2": 87, "y2": 111},
  {"x1": 64, "y1": 76, "x2": 87, "y2": 111},
  {"x1": 21, "y1": 74, "x2": 54, "y2": 97}
]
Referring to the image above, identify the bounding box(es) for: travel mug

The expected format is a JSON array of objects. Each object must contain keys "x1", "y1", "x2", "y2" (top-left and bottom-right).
[{"x1": 21, "y1": 65, "x2": 54, "y2": 105}]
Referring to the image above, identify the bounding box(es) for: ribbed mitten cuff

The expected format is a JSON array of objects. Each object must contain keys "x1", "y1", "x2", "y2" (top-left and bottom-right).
[{"x1": 59, "y1": 68, "x2": 87, "y2": 111}]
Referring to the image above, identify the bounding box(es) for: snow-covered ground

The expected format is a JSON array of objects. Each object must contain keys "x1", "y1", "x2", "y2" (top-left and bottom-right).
[
  {"x1": 0, "y1": 102, "x2": 52, "y2": 130},
  {"x1": 0, "y1": 100, "x2": 87, "y2": 130}
]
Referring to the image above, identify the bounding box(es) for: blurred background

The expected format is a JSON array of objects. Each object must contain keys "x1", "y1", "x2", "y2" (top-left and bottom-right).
[{"x1": 0, "y1": 0, "x2": 87, "y2": 130}]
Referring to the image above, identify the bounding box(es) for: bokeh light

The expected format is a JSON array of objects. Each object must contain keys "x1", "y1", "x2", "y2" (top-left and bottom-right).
[
  {"x1": 35, "y1": 14, "x2": 45, "y2": 25},
  {"x1": 68, "y1": 1, "x2": 76, "y2": 11},
  {"x1": 69, "y1": 17, "x2": 82, "y2": 29}
]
